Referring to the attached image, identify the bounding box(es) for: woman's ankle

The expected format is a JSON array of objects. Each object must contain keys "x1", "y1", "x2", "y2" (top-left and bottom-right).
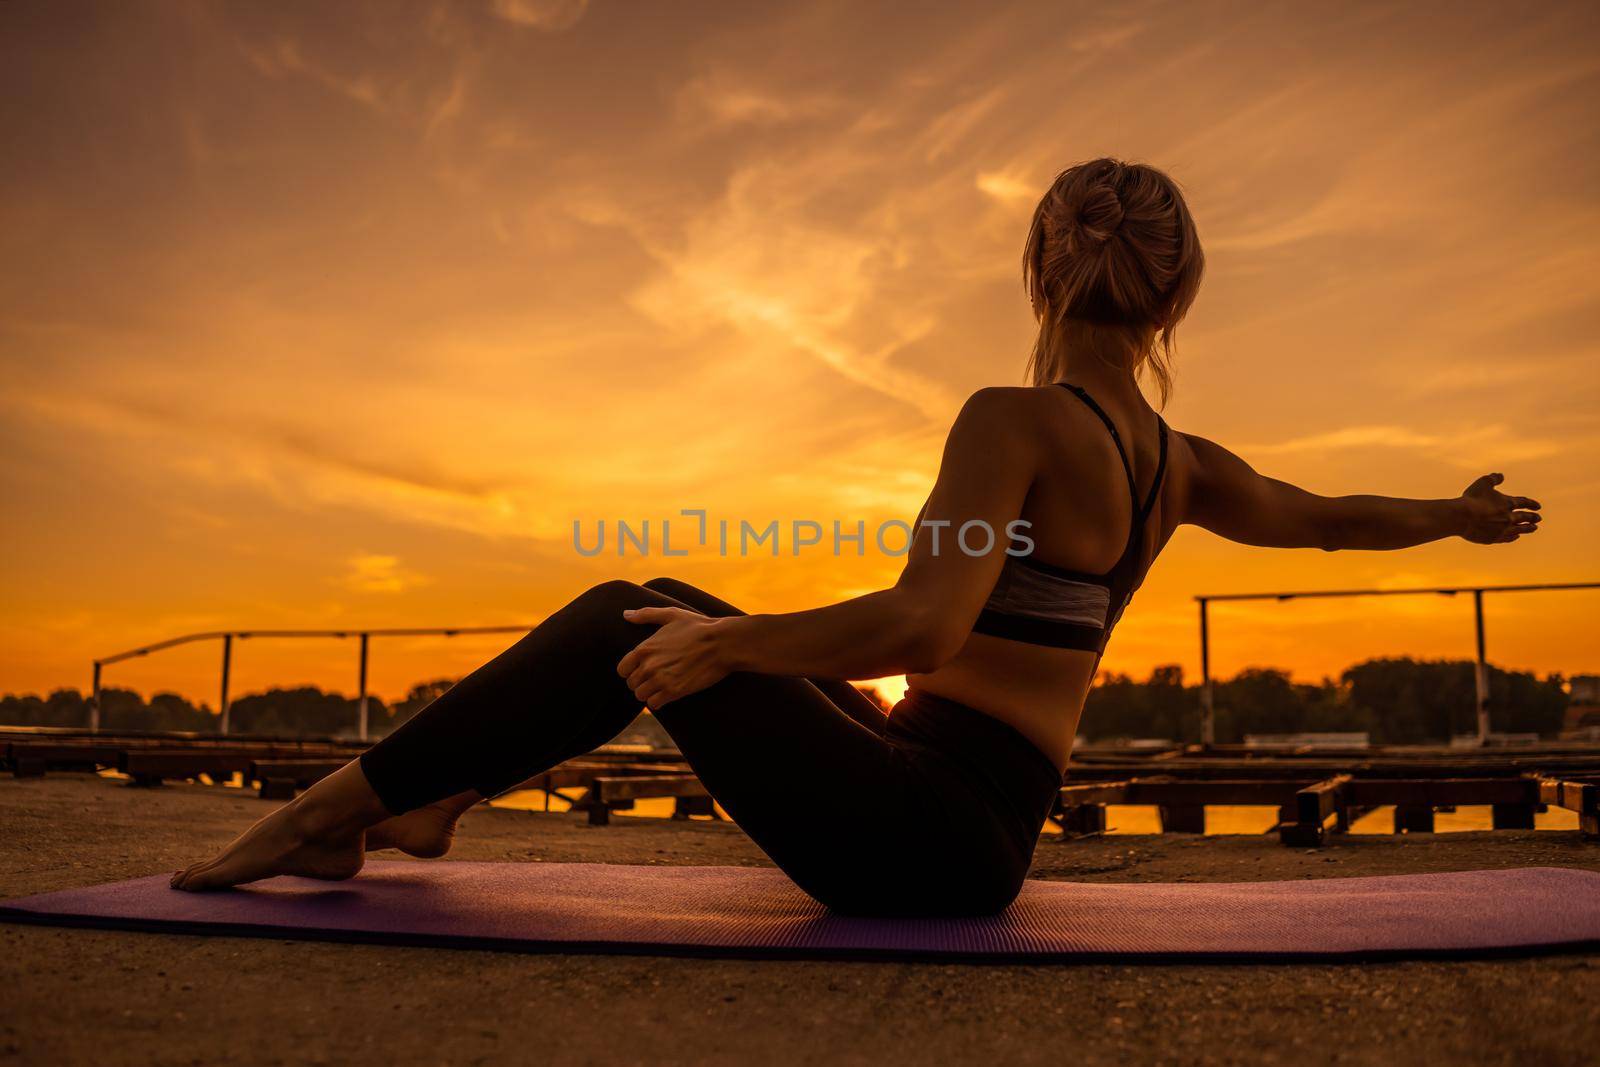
[{"x1": 288, "y1": 763, "x2": 393, "y2": 838}]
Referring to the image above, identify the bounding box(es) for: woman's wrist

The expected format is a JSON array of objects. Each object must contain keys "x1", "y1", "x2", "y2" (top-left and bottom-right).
[{"x1": 711, "y1": 614, "x2": 757, "y2": 673}]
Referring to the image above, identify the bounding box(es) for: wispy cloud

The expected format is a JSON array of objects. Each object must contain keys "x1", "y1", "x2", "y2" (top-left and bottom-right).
[
  {"x1": 675, "y1": 73, "x2": 840, "y2": 129},
  {"x1": 341, "y1": 554, "x2": 428, "y2": 594},
  {"x1": 1238, "y1": 424, "x2": 1563, "y2": 467},
  {"x1": 3, "y1": 0, "x2": 1598, "y2": 698},
  {"x1": 488, "y1": 0, "x2": 589, "y2": 32}
]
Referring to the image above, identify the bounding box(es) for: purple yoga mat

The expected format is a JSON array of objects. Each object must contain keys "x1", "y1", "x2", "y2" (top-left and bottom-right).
[{"x1": 4, "y1": 862, "x2": 1598, "y2": 961}]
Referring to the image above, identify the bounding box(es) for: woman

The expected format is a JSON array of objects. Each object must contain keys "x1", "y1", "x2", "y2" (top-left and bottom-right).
[{"x1": 172, "y1": 159, "x2": 1541, "y2": 914}]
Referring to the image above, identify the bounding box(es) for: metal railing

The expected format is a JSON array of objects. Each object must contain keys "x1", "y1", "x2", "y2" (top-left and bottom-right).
[
  {"x1": 1194, "y1": 581, "x2": 1600, "y2": 747},
  {"x1": 91, "y1": 626, "x2": 535, "y2": 739},
  {"x1": 87, "y1": 579, "x2": 1600, "y2": 744}
]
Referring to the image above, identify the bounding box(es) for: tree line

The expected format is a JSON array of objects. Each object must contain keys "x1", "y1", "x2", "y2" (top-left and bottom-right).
[
  {"x1": 0, "y1": 680, "x2": 456, "y2": 738},
  {"x1": 1080, "y1": 658, "x2": 1568, "y2": 744},
  {"x1": 0, "y1": 657, "x2": 1572, "y2": 744}
]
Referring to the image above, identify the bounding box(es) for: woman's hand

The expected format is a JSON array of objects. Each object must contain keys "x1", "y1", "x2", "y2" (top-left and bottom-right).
[
  {"x1": 1458, "y1": 473, "x2": 1542, "y2": 544},
  {"x1": 616, "y1": 607, "x2": 735, "y2": 710}
]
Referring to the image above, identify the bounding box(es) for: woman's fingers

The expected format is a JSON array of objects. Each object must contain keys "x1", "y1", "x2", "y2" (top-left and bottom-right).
[
  {"x1": 616, "y1": 649, "x2": 641, "y2": 677},
  {"x1": 1511, "y1": 510, "x2": 1541, "y2": 524},
  {"x1": 1510, "y1": 496, "x2": 1541, "y2": 511},
  {"x1": 623, "y1": 606, "x2": 684, "y2": 626},
  {"x1": 618, "y1": 640, "x2": 665, "y2": 678},
  {"x1": 625, "y1": 659, "x2": 683, "y2": 706}
]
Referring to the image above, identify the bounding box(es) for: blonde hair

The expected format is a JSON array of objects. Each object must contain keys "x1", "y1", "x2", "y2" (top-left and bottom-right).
[{"x1": 1022, "y1": 159, "x2": 1204, "y2": 406}]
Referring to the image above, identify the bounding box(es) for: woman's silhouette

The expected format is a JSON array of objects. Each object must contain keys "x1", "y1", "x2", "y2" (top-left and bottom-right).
[{"x1": 172, "y1": 159, "x2": 1541, "y2": 914}]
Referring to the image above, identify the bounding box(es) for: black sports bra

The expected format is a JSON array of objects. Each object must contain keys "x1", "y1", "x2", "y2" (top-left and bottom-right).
[{"x1": 970, "y1": 383, "x2": 1168, "y2": 655}]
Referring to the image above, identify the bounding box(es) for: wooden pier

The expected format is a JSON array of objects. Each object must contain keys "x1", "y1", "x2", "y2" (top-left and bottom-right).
[
  {"x1": 5, "y1": 727, "x2": 1598, "y2": 843},
  {"x1": 1055, "y1": 742, "x2": 1600, "y2": 844}
]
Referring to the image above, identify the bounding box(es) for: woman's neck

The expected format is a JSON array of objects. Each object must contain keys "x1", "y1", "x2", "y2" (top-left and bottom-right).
[{"x1": 1035, "y1": 320, "x2": 1154, "y2": 404}]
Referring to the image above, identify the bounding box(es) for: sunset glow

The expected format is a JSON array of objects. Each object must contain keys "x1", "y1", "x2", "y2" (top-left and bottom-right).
[{"x1": 2, "y1": 0, "x2": 1597, "y2": 709}]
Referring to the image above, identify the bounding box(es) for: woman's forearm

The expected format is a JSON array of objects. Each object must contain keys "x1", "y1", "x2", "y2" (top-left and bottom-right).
[
  {"x1": 714, "y1": 587, "x2": 948, "y2": 681},
  {"x1": 1322, "y1": 495, "x2": 1468, "y2": 550}
]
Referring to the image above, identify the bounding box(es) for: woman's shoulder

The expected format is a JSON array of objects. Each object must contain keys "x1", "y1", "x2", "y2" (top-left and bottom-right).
[{"x1": 955, "y1": 384, "x2": 1078, "y2": 423}]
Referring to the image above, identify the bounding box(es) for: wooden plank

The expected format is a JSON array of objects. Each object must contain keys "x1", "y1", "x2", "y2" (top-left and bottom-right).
[
  {"x1": 1491, "y1": 803, "x2": 1537, "y2": 830},
  {"x1": 1069, "y1": 755, "x2": 1600, "y2": 780},
  {"x1": 574, "y1": 775, "x2": 710, "y2": 826},
  {"x1": 8, "y1": 742, "x2": 129, "y2": 765},
  {"x1": 1538, "y1": 777, "x2": 1598, "y2": 815},
  {"x1": 1297, "y1": 774, "x2": 1351, "y2": 825},
  {"x1": 1054, "y1": 804, "x2": 1107, "y2": 837},
  {"x1": 592, "y1": 775, "x2": 708, "y2": 803},
  {"x1": 512, "y1": 760, "x2": 695, "y2": 795},
  {"x1": 258, "y1": 778, "x2": 298, "y2": 801},
  {"x1": 1125, "y1": 779, "x2": 1313, "y2": 806},
  {"x1": 1345, "y1": 777, "x2": 1539, "y2": 807},
  {"x1": 1394, "y1": 805, "x2": 1435, "y2": 833},
  {"x1": 1057, "y1": 781, "x2": 1131, "y2": 806},
  {"x1": 249, "y1": 759, "x2": 345, "y2": 781},
  {"x1": 1158, "y1": 805, "x2": 1205, "y2": 834},
  {"x1": 122, "y1": 750, "x2": 261, "y2": 784},
  {"x1": 1278, "y1": 775, "x2": 1350, "y2": 848},
  {"x1": 672, "y1": 795, "x2": 717, "y2": 819}
]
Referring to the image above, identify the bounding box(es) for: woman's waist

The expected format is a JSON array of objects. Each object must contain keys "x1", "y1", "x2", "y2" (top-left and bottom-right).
[
  {"x1": 907, "y1": 652, "x2": 1091, "y2": 773},
  {"x1": 889, "y1": 686, "x2": 1066, "y2": 797}
]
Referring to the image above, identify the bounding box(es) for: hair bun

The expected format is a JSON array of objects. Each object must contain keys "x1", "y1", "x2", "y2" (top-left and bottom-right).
[{"x1": 1073, "y1": 185, "x2": 1124, "y2": 246}]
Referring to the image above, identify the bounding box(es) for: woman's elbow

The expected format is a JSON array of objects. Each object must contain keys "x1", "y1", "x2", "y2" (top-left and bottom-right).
[{"x1": 900, "y1": 616, "x2": 966, "y2": 674}]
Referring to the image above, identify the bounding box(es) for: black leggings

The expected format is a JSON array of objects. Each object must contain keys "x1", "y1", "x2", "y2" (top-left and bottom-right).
[{"x1": 359, "y1": 578, "x2": 1062, "y2": 916}]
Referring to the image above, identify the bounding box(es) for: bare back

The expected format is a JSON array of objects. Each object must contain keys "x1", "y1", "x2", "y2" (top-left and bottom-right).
[{"x1": 910, "y1": 382, "x2": 1184, "y2": 770}]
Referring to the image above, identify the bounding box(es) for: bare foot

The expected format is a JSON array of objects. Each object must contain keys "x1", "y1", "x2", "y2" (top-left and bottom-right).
[
  {"x1": 365, "y1": 799, "x2": 468, "y2": 859},
  {"x1": 170, "y1": 802, "x2": 365, "y2": 891}
]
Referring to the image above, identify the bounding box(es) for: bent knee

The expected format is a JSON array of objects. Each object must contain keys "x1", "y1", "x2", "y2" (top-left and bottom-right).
[
  {"x1": 579, "y1": 578, "x2": 647, "y2": 602},
  {"x1": 567, "y1": 580, "x2": 656, "y2": 620},
  {"x1": 643, "y1": 576, "x2": 706, "y2": 601},
  {"x1": 642, "y1": 576, "x2": 683, "y2": 593}
]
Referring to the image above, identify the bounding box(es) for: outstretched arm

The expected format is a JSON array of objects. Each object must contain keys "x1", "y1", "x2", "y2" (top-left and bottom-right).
[
  {"x1": 1179, "y1": 433, "x2": 1542, "y2": 551},
  {"x1": 616, "y1": 389, "x2": 1038, "y2": 708}
]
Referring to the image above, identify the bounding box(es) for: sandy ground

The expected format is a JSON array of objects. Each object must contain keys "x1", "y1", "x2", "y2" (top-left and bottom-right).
[{"x1": 2, "y1": 774, "x2": 1598, "y2": 1066}]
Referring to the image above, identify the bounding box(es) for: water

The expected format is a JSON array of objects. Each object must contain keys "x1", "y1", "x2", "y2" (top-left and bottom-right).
[{"x1": 490, "y1": 791, "x2": 1581, "y2": 834}]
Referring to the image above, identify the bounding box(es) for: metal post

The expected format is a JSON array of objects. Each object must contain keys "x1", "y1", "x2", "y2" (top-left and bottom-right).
[
  {"x1": 1473, "y1": 589, "x2": 1490, "y2": 746},
  {"x1": 219, "y1": 634, "x2": 233, "y2": 735},
  {"x1": 1198, "y1": 598, "x2": 1215, "y2": 746},
  {"x1": 357, "y1": 632, "x2": 370, "y2": 741},
  {"x1": 90, "y1": 661, "x2": 102, "y2": 732}
]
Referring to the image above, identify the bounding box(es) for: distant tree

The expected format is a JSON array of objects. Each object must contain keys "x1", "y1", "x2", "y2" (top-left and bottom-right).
[
  {"x1": 228, "y1": 687, "x2": 372, "y2": 739},
  {"x1": 1343, "y1": 658, "x2": 1567, "y2": 742},
  {"x1": 97, "y1": 687, "x2": 149, "y2": 732},
  {"x1": 1211, "y1": 668, "x2": 1355, "y2": 743},
  {"x1": 1141, "y1": 664, "x2": 1198, "y2": 741},
  {"x1": 1491, "y1": 668, "x2": 1567, "y2": 736},
  {"x1": 1080, "y1": 665, "x2": 1200, "y2": 743},
  {"x1": 145, "y1": 692, "x2": 216, "y2": 734},
  {"x1": 46, "y1": 688, "x2": 91, "y2": 728},
  {"x1": 0, "y1": 693, "x2": 49, "y2": 726}
]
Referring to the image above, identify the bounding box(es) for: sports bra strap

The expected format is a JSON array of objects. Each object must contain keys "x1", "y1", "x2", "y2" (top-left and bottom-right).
[
  {"x1": 1058, "y1": 384, "x2": 1138, "y2": 503},
  {"x1": 1140, "y1": 418, "x2": 1169, "y2": 522}
]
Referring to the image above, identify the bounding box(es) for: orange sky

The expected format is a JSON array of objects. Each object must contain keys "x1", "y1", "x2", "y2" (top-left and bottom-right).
[{"x1": 2, "y1": 0, "x2": 1597, "y2": 710}]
